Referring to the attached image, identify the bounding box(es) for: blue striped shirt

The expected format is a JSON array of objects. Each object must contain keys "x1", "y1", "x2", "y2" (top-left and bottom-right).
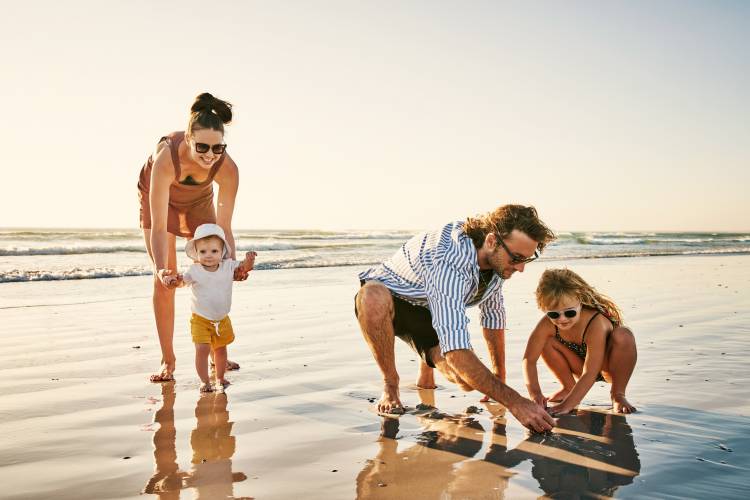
[{"x1": 359, "y1": 221, "x2": 506, "y2": 354}]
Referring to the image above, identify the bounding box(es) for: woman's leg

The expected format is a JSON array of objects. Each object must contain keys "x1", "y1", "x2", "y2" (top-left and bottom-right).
[
  {"x1": 541, "y1": 337, "x2": 582, "y2": 402},
  {"x1": 143, "y1": 229, "x2": 178, "y2": 381},
  {"x1": 602, "y1": 327, "x2": 637, "y2": 413}
]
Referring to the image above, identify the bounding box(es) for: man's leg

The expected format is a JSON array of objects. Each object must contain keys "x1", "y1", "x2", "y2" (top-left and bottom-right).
[
  {"x1": 429, "y1": 346, "x2": 473, "y2": 391},
  {"x1": 355, "y1": 282, "x2": 404, "y2": 414},
  {"x1": 416, "y1": 360, "x2": 437, "y2": 389}
]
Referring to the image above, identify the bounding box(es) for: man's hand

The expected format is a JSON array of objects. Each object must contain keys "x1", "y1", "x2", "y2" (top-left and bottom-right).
[{"x1": 508, "y1": 396, "x2": 556, "y2": 432}]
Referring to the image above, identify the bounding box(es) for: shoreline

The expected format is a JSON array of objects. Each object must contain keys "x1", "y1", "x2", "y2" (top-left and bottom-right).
[{"x1": 0, "y1": 254, "x2": 748, "y2": 498}]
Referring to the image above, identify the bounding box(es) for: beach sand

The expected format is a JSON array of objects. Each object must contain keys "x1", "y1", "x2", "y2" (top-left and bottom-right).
[{"x1": 0, "y1": 254, "x2": 748, "y2": 499}]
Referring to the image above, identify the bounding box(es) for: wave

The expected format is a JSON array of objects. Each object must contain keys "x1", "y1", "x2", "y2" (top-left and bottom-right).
[
  {"x1": 3, "y1": 248, "x2": 748, "y2": 283},
  {"x1": 0, "y1": 239, "x2": 392, "y2": 257}
]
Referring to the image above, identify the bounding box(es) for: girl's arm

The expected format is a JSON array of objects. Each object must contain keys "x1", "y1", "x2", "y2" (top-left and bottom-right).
[
  {"x1": 550, "y1": 316, "x2": 609, "y2": 414},
  {"x1": 523, "y1": 317, "x2": 554, "y2": 407}
]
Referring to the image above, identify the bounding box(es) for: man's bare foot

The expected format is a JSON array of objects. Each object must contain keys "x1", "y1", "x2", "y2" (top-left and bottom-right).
[
  {"x1": 612, "y1": 393, "x2": 636, "y2": 413},
  {"x1": 548, "y1": 387, "x2": 571, "y2": 403},
  {"x1": 199, "y1": 382, "x2": 214, "y2": 393},
  {"x1": 378, "y1": 384, "x2": 404, "y2": 414},
  {"x1": 149, "y1": 361, "x2": 175, "y2": 383},
  {"x1": 416, "y1": 367, "x2": 437, "y2": 389}
]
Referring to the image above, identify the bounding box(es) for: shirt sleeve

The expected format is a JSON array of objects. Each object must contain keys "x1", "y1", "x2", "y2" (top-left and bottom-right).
[
  {"x1": 479, "y1": 284, "x2": 506, "y2": 330},
  {"x1": 423, "y1": 254, "x2": 474, "y2": 355},
  {"x1": 182, "y1": 264, "x2": 199, "y2": 285}
]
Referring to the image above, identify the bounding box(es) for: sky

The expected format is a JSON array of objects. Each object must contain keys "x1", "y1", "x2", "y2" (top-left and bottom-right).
[{"x1": 2, "y1": 0, "x2": 748, "y2": 232}]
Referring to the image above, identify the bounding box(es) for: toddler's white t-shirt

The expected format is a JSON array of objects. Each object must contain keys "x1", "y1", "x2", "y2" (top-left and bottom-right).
[{"x1": 183, "y1": 260, "x2": 242, "y2": 321}]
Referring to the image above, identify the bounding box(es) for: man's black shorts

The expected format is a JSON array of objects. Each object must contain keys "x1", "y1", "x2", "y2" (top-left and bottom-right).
[{"x1": 354, "y1": 282, "x2": 439, "y2": 368}]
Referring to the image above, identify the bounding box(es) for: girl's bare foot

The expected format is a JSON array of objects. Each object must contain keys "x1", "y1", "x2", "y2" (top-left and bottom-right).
[
  {"x1": 612, "y1": 393, "x2": 636, "y2": 413},
  {"x1": 548, "y1": 387, "x2": 571, "y2": 403},
  {"x1": 199, "y1": 382, "x2": 214, "y2": 393}
]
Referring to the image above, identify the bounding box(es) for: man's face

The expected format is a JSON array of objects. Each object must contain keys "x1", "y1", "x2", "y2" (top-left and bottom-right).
[{"x1": 486, "y1": 230, "x2": 539, "y2": 279}]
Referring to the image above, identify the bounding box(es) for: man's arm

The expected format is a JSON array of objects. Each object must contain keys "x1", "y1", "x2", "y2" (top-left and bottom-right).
[
  {"x1": 482, "y1": 327, "x2": 506, "y2": 382},
  {"x1": 445, "y1": 349, "x2": 555, "y2": 432}
]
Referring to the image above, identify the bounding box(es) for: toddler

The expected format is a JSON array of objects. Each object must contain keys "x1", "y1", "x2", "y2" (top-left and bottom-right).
[{"x1": 170, "y1": 223, "x2": 255, "y2": 392}]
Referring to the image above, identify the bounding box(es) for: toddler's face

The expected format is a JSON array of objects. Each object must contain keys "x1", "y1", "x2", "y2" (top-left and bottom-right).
[{"x1": 194, "y1": 237, "x2": 224, "y2": 267}]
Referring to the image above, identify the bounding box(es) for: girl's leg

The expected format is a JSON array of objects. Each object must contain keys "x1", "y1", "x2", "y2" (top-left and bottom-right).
[
  {"x1": 542, "y1": 337, "x2": 583, "y2": 402},
  {"x1": 143, "y1": 229, "x2": 178, "y2": 381},
  {"x1": 195, "y1": 343, "x2": 212, "y2": 392},
  {"x1": 213, "y1": 346, "x2": 228, "y2": 387},
  {"x1": 602, "y1": 327, "x2": 637, "y2": 413}
]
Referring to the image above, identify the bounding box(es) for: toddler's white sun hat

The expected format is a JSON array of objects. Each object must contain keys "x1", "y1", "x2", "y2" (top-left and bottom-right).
[{"x1": 185, "y1": 223, "x2": 231, "y2": 261}]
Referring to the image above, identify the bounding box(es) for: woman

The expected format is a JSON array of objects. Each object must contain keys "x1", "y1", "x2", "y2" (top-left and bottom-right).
[{"x1": 138, "y1": 92, "x2": 246, "y2": 382}]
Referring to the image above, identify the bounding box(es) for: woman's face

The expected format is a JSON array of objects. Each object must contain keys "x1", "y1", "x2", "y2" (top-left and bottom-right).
[
  {"x1": 543, "y1": 294, "x2": 582, "y2": 331},
  {"x1": 186, "y1": 128, "x2": 225, "y2": 169}
]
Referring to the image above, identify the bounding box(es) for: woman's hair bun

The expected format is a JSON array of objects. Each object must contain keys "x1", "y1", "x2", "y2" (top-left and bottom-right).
[{"x1": 190, "y1": 92, "x2": 232, "y2": 124}]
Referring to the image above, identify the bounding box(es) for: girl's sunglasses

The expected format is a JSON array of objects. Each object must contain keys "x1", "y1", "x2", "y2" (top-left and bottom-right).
[
  {"x1": 194, "y1": 142, "x2": 227, "y2": 154},
  {"x1": 546, "y1": 308, "x2": 578, "y2": 320}
]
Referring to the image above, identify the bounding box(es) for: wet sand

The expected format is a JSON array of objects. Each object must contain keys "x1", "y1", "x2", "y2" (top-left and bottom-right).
[{"x1": 0, "y1": 255, "x2": 749, "y2": 499}]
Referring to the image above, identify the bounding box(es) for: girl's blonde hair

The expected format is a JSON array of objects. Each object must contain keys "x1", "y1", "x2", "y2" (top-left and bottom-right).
[{"x1": 536, "y1": 268, "x2": 623, "y2": 325}]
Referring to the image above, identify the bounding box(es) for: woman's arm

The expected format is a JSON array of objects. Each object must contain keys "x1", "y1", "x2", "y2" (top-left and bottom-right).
[
  {"x1": 149, "y1": 146, "x2": 176, "y2": 284},
  {"x1": 523, "y1": 317, "x2": 553, "y2": 406},
  {"x1": 550, "y1": 316, "x2": 609, "y2": 414},
  {"x1": 214, "y1": 155, "x2": 239, "y2": 259}
]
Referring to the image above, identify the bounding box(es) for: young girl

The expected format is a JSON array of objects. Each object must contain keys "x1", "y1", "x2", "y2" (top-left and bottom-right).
[
  {"x1": 168, "y1": 224, "x2": 255, "y2": 392},
  {"x1": 523, "y1": 268, "x2": 637, "y2": 414}
]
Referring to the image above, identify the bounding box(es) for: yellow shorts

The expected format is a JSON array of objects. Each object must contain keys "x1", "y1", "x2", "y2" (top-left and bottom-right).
[{"x1": 190, "y1": 313, "x2": 235, "y2": 349}]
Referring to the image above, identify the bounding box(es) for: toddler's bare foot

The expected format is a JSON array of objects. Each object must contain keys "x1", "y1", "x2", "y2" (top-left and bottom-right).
[
  {"x1": 548, "y1": 387, "x2": 571, "y2": 403},
  {"x1": 612, "y1": 393, "x2": 636, "y2": 413},
  {"x1": 378, "y1": 384, "x2": 404, "y2": 415},
  {"x1": 199, "y1": 382, "x2": 214, "y2": 393}
]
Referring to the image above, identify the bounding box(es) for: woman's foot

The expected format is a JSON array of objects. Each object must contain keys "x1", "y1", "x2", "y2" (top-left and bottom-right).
[
  {"x1": 548, "y1": 387, "x2": 571, "y2": 403},
  {"x1": 199, "y1": 382, "x2": 214, "y2": 393},
  {"x1": 149, "y1": 361, "x2": 175, "y2": 382},
  {"x1": 612, "y1": 393, "x2": 636, "y2": 413}
]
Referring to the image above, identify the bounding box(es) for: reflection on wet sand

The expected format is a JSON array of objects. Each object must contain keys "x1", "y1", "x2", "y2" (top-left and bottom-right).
[
  {"x1": 142, "y1": 383, "x2": 250, "y2": 499},
  {"x1": 357, "y1": 389, "x2": 640, "y2": 499}
]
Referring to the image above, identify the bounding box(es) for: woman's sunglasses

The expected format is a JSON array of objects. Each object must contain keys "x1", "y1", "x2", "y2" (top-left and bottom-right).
[
  {"x1": 194, "y1": 142, "x2": 227, "y2": 154},
  {"x1": 546, "y1": 308, "x2": 578, "y2": 320}
]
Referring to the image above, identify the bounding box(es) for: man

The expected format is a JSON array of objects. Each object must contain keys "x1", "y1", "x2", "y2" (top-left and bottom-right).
[{"x1": 355, "y1": 204, "x2": 556, "y2": 432}]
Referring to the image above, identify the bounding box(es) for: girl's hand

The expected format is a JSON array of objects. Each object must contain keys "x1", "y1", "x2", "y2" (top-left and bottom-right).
[
  {"x1": 234, "y1": 251, "x2": 257, "y2": 281},
  {"x1": 531, "y1": 393, "x2": 548, "y2": 409},
  {"x1": 547, "y1": 402, "x2": 574, "y2": 416}
]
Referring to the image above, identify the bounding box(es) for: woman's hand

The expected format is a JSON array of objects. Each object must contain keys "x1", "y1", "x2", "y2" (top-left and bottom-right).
[
  {"x1": 156, "y1": 269, "x2": 179, "y2": 288},
  {"x1": 234, "y1": 251, "x2": 257, "y2": 281}
]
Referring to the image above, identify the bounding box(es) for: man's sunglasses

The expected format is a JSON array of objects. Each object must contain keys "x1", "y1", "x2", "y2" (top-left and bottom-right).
[
  {"x1": 497, "y1": 236, "x2": 540, "y2": 264},
  {"x1": 194, "y1": 142, "x2": 227, "y2": 154},
  {"x1": 546, "y1": 308, "x2": 578, "y2": 320}
]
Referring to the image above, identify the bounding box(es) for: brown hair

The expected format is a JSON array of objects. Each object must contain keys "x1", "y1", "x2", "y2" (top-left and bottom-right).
[
  {"x1": 463, "y1": 204, "x2": 556, "y2": 251},
  {"x1": 536, "y1": 268, "x2": 623, "y2": 324},
  {"x1": 187, "y1": 92, "x2": 233, "y2": 136}
]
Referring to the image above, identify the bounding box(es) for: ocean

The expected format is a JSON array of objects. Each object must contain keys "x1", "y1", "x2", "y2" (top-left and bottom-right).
[{"x1": 1, "y1": 228, "x2": 748, "y2": 284}]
